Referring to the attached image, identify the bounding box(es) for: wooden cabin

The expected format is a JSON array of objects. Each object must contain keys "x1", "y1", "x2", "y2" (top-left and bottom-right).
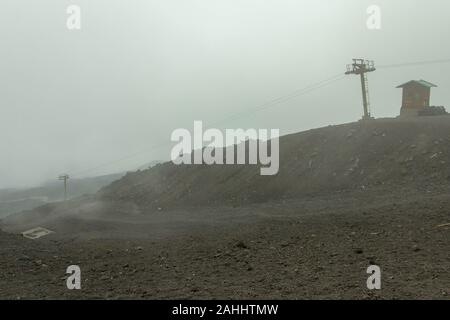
[{"x1": 397, "y1": 80, "x2": 437, "y2": 116}]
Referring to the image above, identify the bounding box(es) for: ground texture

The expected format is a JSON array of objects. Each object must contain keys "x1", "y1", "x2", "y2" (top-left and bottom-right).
[{"x1": 1, "y1": 117, "x2": 449, "y2": 299}]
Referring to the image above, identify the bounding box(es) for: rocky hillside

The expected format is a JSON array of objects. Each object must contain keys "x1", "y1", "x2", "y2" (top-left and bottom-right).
[{"x1": 98, "y1": 116, "x2": 450, "y2": 209}]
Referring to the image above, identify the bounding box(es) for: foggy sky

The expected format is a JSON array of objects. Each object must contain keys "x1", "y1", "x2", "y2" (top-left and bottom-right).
[{"x1": 1, "y1": 0, "x2": 450, "y2": 188}]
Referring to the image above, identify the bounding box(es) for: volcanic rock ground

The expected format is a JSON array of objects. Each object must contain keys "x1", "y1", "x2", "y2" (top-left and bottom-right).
[{"x1": 1, "y1": 117, "x2": 449, "y2": 299}]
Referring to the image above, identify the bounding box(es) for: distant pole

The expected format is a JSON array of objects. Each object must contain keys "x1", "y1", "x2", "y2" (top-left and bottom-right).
[
  {"x1": 58, "y1": 174, "x2": 70, "y2": 201},
  {"x1": 360, "y1": 72, "x2": 369, "y2": 118},
  {"x1": 345, "y1": 59, "x2": 376, "y2": 120}
]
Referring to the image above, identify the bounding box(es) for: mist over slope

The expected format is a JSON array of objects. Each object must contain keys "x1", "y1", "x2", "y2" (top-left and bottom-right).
[
  {"x1": 3, "y1": 116, "x2": 450, "y2": 241},
  {"x1": 0, "y1": 173, "x2": 124, "y2": 218},
  {"x1": 97, "y1": 116, "x2": 450, "y2": 209},
  {"x1": 0, "y1": 161, "x2": 164, "y2": 219}
]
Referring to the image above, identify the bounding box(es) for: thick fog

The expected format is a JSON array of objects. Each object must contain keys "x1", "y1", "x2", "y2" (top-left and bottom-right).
[{"x1": 1, "y1": 0, "x2": 450, "y2": 188}]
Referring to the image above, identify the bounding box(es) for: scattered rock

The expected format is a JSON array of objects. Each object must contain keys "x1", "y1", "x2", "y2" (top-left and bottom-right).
[{"x1": 235, "y1": 241, "x2": 248, "y2": 249}]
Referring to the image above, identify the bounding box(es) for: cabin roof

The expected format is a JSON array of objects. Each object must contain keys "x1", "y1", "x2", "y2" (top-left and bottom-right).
[{"x1": 396, "y1": 80, "x2": 437, "y2": 89}]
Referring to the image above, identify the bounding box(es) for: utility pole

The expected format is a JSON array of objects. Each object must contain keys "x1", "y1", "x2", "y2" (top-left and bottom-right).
[
  {"x1": 345, "y1": 59, "x2": 376, "y2": 120},
  {"x1": 58, "y1": 174, "x2": 70, "y2": 201}
]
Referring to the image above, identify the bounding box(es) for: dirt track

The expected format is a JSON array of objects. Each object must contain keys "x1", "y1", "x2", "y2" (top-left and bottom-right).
[{"x1": 1, "y1": 189, "x2": 449, "y2": 299}]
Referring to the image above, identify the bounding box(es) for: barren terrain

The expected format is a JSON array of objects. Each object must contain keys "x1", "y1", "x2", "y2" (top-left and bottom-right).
[{"x1": 1, "y1": 117, "x2": 449, "y2": 299}]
